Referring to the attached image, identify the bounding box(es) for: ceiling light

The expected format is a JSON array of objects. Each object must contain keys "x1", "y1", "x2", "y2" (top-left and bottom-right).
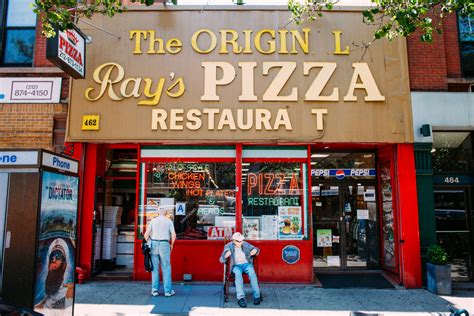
[{"x1": 311, "y1": 154, "x2": 330, "y2": 158}]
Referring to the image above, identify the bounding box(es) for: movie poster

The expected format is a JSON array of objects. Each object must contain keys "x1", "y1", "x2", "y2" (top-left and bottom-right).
[{"x1": 34, "y1": 171, "x2": 79, "y2": 316}]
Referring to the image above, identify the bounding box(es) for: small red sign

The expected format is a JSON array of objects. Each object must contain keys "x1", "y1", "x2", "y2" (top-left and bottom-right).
[{"x1": 207, "y1": 226, "x2": 235, "y2": 240}]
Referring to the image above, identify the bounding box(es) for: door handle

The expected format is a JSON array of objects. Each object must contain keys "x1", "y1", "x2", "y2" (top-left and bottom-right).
[{"x1": 400, "y1": 239, "x2": 405, "y2": 244}]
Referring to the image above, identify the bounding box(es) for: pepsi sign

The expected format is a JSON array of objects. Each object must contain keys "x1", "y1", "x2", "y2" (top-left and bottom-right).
[
  {"x1": 335, "y1": 170, "x2": 345, "y2": 180},
  {"x1": 282, "y1": 245, "x2": 300, "y2": 264},
  {"x1": 312, "y1": 169, "x2": 376, "y2": 179}
]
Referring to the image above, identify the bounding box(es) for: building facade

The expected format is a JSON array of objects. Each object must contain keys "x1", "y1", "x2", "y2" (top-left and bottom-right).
[
  {"x1": 0, "y1": 2, "x2": 431, "y2": 289},
  {"x1": 409, "y1": 12, "x2": 474, "y2": 283},
  {"x1": 0, "y1": 0, "x2": 70, "y2": 153},
  {"x1": 63, "y1": 6, "x2": 421, "y2": 287}
]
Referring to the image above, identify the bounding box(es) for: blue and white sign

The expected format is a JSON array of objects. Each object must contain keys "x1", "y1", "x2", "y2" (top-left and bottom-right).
[
  {"x1": 0, "y1": 151, "x2": 38, "y2": 166},
  {"x1": 176, "y1": 202, "x2": 186, "y2": 216},
  {"x1": 312, "y1": 169, "x2": 376, "y2": 178},
  {"x1": 0, "y1": 77, "x2": 62, "y2": 104},
  {"x1": 282, "y1": 245, "x2": 300, "y2": 264},
  {"x1": 42, "y1": 152, "x2": 78, "y2": 173}
]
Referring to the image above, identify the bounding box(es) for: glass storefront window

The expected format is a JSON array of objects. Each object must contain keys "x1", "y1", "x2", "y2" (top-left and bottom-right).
[
  {"x1": 242, "y1": 162, "x2": 308, "y2": 240},
  {"x1": 139, "y1": 162, "x2": 236, "y2": 240},
  {"x1": 432, "y1": 132, "x2": 473, "y2": 173},
  {"x1": 311, "y1": 152, "x2": 376, "y2": 180}
]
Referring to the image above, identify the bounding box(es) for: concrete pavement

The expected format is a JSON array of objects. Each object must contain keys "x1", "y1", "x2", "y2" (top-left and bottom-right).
[{"x1": 74, "y1": 281, "x2": 473, "y2": 316}]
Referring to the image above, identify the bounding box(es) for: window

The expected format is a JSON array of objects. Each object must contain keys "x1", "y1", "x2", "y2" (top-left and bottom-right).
[
  {"x1": 432, "y1": 132, "x2": 473, "y2": 173},
  {"x1": 242, "y1": 161, "x2": 307, "y2": 240},
  {"x1": 0, "y1": 0, "x2": 36, "y2": 66},
  {"x1": 241, "y1": 146, "x2": 309, "y2": 241},
  {"x1": 458, "y1": 13, "x2": 474, "y2": 77},
  {"x1": 139, "y1": 161, "x2": 236, "y2": 240}
]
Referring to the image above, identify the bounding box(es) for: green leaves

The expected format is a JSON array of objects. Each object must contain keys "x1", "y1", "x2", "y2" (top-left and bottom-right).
[
  {"x1": 427, "y1": 244, "x2": 448, "y2": 265},
  {"x1": 288, "y1": 0, "x2": 474, "y2": 43},
  {"x1": 33, "y1": 0, "x2": 178, "y2": 38}
]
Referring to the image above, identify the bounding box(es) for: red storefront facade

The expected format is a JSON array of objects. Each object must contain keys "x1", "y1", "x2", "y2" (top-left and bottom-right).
[{"x1": 66, "y1": 6, "x2": 422, "y2": 288}]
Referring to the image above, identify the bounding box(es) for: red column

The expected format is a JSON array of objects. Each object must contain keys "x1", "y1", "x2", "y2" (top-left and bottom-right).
[
  {"x1": 236, "y1": 144, "x2": 242, "y2": 232},
  {"x1": 396, "y1": 144, "x2": 422, "y2": 288},
  {"x1": 79, "y1": 143, "x2": 98, "y2": 279}
]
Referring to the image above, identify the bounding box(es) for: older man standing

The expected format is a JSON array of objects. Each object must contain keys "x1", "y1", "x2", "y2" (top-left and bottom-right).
[{"x1": 144, "y1": 206, "x2": 176, "y2": 297}]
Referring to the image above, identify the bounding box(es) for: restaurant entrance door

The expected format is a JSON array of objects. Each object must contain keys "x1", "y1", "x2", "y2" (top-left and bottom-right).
[{"x1": 313, "y1": 182, "x2": 380, "y2": 270}]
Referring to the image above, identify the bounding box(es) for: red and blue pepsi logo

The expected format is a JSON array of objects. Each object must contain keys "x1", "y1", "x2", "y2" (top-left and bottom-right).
[{"x1": 335, "y1": 170, "x2": 345, "y2": 180}]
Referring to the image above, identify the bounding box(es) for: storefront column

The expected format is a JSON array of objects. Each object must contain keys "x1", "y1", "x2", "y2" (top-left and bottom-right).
[
  {"x1": 79, "y1": 143, "x2": 98, "y2": 279},
  {"x1": 236, "y1": 144, "x2": 242, "y2": 232},
  {"x1": 396, "y1": 144, "x2": 422, "y2": 288},
  {"x1": 414, "y1": 143, "x2": 437, "y2": 285}
]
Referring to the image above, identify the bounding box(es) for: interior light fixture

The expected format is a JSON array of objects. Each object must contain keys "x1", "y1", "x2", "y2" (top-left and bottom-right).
[{"x1": 311, "y1": 154, "x2": 330, "y2": 158}]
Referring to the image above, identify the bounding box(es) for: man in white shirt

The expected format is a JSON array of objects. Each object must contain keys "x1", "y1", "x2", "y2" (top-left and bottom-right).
[
  {"x1": 144, "y1": 206, "x2": 177, "y2": 297},
  {"x1": 220, "y1": 232, "x2": 261, "y2": 308}
]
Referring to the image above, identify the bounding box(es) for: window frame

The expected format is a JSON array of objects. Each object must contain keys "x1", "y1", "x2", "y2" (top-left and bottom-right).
[
  {"x1": 0, "y1": 0, "x2": 36, "y2": 67},
  {"x1": 457, "y1": 11, "x2": 474, "y2": 78},
  {"x1": 139, "y1": 156, "x2": 237, "y2": 241}
]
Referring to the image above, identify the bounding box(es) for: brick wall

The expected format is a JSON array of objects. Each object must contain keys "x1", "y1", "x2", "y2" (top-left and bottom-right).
[
  {"x1": 33, "y1": 19, "x2": 55, "y2": 67},
  {"x1": 0, "y1": 103, "x2": 68, "y2": 151},
  {"x1": 407, "y1": 13, "x2": 461, "y2": 91},
  {"x1": 0, "y1": 17, "x2": 70, "y2": 151}
]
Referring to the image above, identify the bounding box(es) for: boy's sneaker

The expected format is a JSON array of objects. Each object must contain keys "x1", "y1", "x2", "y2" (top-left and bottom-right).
[
  {"x1": 253, "y1": 296, "x2": 261, "y2": 305},
  {"x1": 151, "y1": 291, "x2": 159, "y2": 297},
  {"x1": 238, "y1": 298, "x2": 247, "y2": 308},
  {"x1": 164, "y1": 290, "x2": 176, "y2": 297}
]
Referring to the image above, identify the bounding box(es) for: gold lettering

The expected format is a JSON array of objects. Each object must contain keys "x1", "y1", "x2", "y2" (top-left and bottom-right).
[
  {"x1": 332, "y1": 30, "x2": 350, "y2": 55},
  {"x1": 147, "y1": 30, "x2": 165, "y2": 54},
  {"x1": 242, "y1": 30, "x2": 253, "y2": 54},
  {"x1": 119, "y1": 78, "x2": 142, "y2": 98},
  {"x1": 219, "y1": 29, "x2": 243, "y2": 54},
  {"x1": 191, "y1": 29, "x2": 217, "y2": 54},
  {"x1": 278, "y1": 30, "x2": 289, "y2": 54},
  {"x1": 254, "y1": 30, "x2": 276, "y2": 54},
  {"x1": 129, "y1": 30, "x2": 148, "y2": 54},
  {"x1": 139, "y1": 77, "x2": 165, "y2": 105},
  {"x1": 166, "y1": 38, "x2": 182, "y2": 54},
  {"x1": 166, "y1": 77, "x2": 186, "y2": 98},
  {"x1": 290, "y1": 29, "x2": 310, "y2": 54},
  {"x1": 85, "y1": 62, "x2": 124, "y2": 101}
]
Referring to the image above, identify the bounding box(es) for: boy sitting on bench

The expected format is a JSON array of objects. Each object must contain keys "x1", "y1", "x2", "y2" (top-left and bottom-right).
[{"x1": 220, "y1": 232, "x2": 261, "y2": 308}]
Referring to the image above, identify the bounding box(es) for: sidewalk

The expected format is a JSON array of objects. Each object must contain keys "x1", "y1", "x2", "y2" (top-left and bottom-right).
[{"x1": 74, "y1": 281, "x2": 473, "y2": 316}]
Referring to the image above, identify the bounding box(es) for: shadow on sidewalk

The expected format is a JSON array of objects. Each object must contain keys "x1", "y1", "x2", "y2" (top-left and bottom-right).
[{"x1": 74, "y1": 281, "x2": 462, "y2": 315}]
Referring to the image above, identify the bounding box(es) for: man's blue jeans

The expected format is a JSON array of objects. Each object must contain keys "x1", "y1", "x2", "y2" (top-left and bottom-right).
[
  {"x1": 232, "y1": 263, "x2": 260, "y2": 300},
  {"x1": 150, "y1": 240, "x2": 172, "y2": 294}
]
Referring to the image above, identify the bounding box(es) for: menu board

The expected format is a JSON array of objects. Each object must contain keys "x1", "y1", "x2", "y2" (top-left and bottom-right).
[
  {"x1": 278, "y1": 206, "x2": 303, "y2": 240},
  {"x1": 380, "y1": 164, "x2": 396, "y2": 268},
  {"x1": 261, "y1": 215, "x2": 278, "y2": 240},
  {"x1": 243, "y1": 217, "x2": 260, "y2": 240}
]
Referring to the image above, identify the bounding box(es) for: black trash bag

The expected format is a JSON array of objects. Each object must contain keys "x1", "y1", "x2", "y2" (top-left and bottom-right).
[{"x1": 142, "y1": 239, "x2": 153, "y2": 273}]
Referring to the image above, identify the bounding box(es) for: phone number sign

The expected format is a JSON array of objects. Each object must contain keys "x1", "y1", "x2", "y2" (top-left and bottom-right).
[{"x1": 0, "y1": 77, "x2": 62, "y2": 103}]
